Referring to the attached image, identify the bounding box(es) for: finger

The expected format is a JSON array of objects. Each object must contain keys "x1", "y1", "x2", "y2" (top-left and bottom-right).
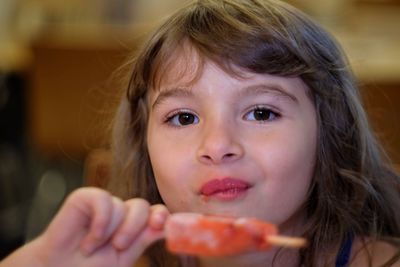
[
  {"x1": 118, "y1": 220, "x2": 167, "y2": 266},
  {"x1": 44, "y1": 188, "x2": 113, "y2": 252},
  {"x1": 148, "y1": 204, "x2": 169, "y2": 231},
  {"x1": 79, "y1": 188, "x2": 114, "y2": 240},
  {"x1": 117, "y1": 205, "x2": 170, "y2": 266},
  {"x1": 81, "y1": 196, "x2": 126, "y2": 255},
  {"x1": 112, "y1": 198, "x2": 150, "y2": 250},
  {"x1": 104, "y1": 197, "x2": 127, "y2": 238}
]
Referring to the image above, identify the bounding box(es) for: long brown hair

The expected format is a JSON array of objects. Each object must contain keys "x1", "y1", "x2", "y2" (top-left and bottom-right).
[{"x1": 109, "y1": 0, "x2": 400, "y2": 266}]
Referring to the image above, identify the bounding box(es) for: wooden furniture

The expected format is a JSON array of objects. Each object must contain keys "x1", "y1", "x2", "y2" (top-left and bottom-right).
[
  {"x1": 361, "y1": 83, "x2": 400, "y2": 163},
  {"x1": 28, "y1": 31, "x2": 133, "y2": 159}
]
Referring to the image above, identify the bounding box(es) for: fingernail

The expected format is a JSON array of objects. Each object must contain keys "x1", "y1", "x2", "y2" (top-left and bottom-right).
[
  {"x1": 114, "y1": 234, "x2": 129, "y2": 249},
  {"x1": 94, "y1": 226, "x2": 105, "y2": 239},
  {"x1": 150, "y1": 213, "x2": 167, "y2": 230},
  {"x1": 81, "y1": 241, "x2": 95, "y2": 256}
]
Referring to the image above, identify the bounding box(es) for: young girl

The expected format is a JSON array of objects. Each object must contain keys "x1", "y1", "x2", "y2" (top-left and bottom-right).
[{"x1": 1, "y1": 0, "x2": 400, "y2": 266}]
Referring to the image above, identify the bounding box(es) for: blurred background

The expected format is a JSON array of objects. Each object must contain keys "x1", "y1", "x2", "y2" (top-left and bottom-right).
[{"x1": 0, "y1": 0, "x2": 399, "y2": 260}]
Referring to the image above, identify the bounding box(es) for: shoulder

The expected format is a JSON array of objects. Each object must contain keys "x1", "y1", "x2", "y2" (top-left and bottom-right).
[{"x1": 350, "y1": 237, "x2": 400, "y2": 267}]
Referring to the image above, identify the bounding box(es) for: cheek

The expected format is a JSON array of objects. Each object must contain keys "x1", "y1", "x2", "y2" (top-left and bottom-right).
[
  {"x1": 254, "y1": 124, "x2": 316, "y2": 220},
  {"x1": 258, "y1": 150, "x2": 315, "y2": 224},
  {"x1": 155, "y1": 174, "x2": 193, "y2": 212},
  {"x1": 152, "y1": 164, "x2": 184, "y2": 210},
  {"x1": 277, "y1": 129, "x2": 316, "y2": 190},
  {"x1": 256, "y1": 120, "x2": 317, "y2": 176},
  {"x1": 148, "y1": 142, "x2": 195, "y2": 211},
  {"x1": 262, "y1": 141, "x2": 315, "y2": 196}
]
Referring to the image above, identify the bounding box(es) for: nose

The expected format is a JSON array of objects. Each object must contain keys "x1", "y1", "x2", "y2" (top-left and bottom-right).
[{"x1": 197, "y1": 122, "x2": 244, "y2": 165}]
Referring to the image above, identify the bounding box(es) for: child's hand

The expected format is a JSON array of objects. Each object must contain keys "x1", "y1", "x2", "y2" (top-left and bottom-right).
[{"x1": 34, "y1": 187, "x2": 168, "y2": 267}]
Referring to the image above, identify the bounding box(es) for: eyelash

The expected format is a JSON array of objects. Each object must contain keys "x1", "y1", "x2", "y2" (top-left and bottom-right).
[
  {"x1": 164, "y1": 109, "x2": 199, "y2": 127},
  {"x1": 243, "y1": 105, "x2": 281, "y2": 122},
  {"x1": 164, "y1": 105, "x2": 281, "y2": 127}
]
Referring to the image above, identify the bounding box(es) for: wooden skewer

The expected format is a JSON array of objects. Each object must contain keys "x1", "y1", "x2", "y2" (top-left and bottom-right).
[{"x1": 266, "y1": 235, "x2": 307, "y2": 248}]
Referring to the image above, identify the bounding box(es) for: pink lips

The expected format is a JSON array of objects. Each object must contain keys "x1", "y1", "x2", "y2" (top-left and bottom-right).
[{"x1": 200, "y1": 178, "x2": 250, "y2": 200}]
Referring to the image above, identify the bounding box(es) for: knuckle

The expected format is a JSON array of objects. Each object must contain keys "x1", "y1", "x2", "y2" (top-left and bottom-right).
[{"x1": 126, "y1": 198, "x2": 151, "y2": 210}]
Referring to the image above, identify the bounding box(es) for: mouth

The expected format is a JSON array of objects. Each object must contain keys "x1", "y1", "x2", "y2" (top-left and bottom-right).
[{"x1": 199, "y1": 177, "x2": 251, "y2": 201}]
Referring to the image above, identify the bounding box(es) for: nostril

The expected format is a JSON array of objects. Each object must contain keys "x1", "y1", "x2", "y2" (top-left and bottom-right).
[
  {"x1": 198, "y1": 143, "x2": 244, "y2": 164},
  {"x1": 201, "y1": 155, "x2": 213, "y2": 161},
  {"x1": 224, "y1": 153, "x2": 235, "y2": 158},
  {"x1": 200, "y1": 153, "x2": 236, "y2": 163}
]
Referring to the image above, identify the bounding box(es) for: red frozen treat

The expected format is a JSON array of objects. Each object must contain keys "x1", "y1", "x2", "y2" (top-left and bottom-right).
[{"x1": 165, "y1": 213, "x2": 279, "y2": 256}]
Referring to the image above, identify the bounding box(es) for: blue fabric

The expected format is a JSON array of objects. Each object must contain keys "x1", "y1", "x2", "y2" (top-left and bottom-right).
[{"x1": 335, "y1": 234, "x2": 354, "y2": 267}]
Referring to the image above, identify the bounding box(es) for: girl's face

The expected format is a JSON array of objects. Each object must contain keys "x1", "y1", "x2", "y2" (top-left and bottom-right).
[{"x1": 147, "y1": 57, "x2": 317, "y2": 231}]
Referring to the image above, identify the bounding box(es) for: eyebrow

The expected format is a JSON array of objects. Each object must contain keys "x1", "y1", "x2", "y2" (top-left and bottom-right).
[
  {"x1": 151, "y1": 83, "x2": 298, "y2": 110},
  {"x1": 239, "y1": 84, "x2": 298, "y2": 103},
  {"x1": 151, "y1": 87, "x2": 193, "y2": 110}
]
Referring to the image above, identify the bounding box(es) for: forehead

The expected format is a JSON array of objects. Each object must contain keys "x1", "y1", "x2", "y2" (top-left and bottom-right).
[
  {"x1": 152, "y1": 41, "x2": 251, "y2": 93},
  {"x1": 150, "y1": 42, "x2": 203, "y2": 93},
  {"x1": 148, "y1": 41, "x2": 313, "y2": 105},
  {"x1": 150, "y1": 58, "x2": 311, "y2": 109}
]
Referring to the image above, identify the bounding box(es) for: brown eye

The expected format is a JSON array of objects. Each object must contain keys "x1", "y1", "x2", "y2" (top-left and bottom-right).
[
  {"x1": 167, "y1": 112, "x2": 199, "y2": 126},
  {"x1": 244, "y1": 107, "x2": 279, "y2": 121},
  {"x1": 178, "y1": 113, "x2": 195, "y2": 125}
]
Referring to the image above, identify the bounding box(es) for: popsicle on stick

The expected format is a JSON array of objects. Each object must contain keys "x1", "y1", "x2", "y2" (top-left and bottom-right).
[{"x1": 165, "y1": 213, "x2": 307, "y2": 257}]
